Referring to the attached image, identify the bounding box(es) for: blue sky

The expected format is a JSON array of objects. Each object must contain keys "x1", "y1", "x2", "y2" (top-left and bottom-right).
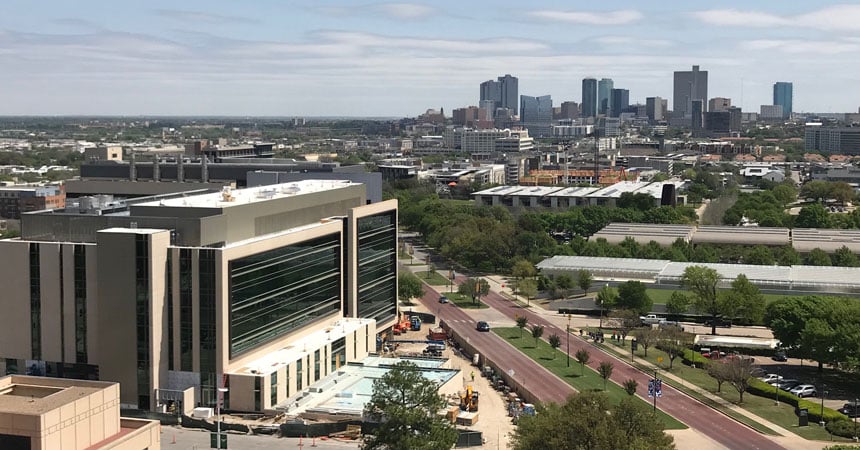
[{"x1": 1, "y1": 1, "x2": 859, "y2": 116}]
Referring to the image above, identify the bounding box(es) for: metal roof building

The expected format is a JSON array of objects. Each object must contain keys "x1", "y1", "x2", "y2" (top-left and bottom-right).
[
  {"x1": 791, "y1": 228, "x2": 860, "y2": 253},
  {"x1": 536, "y1": 255, "x2": 860, "y2": 293},
  {"x1": 592, "y1": 223, "x2": 695, "y2": 245},
  {"x1": 691, "y1": 226, "x2": 790, "y2": 246}
]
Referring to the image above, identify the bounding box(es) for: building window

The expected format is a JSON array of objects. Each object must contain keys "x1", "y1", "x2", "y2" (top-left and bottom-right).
[
  {"x1": 166, "y1": 253, "x2": 173, "y2": 370},
  {"x1": 314, "y1": 349, "x2": 321, "y2": 381},
  {"x1": 228, "y1": 234, "x2": 341, "y2": 357},
  {"x1": 355, "y1": 212, "x2": 397, "y2": 325},
  {"x1": 29, "y1": 243, "x2": 41, "y2": 361},
  {"x1": 270, "y1": 371, "x2": 278, "y2": 407},
  {"x1": 331, "y1": 337, "x2": 345, "y2": 373},
  {"x1": 254, "y1": 377, "x2": 262, "y2": 411},
  {"x1": 135, "y1": 235, "x2": 151, "y2": 410},
  {"x1": 296, "y1": 359, "x2": 303, "y2": 391},
  {"x1": 74, "y1": 245, "x2": 88, "y2": 363},
  {"x1": 179, "y1": 249, "x2": 193, "y2": 371},
  {"x1": 199, "y1": 249, "x2": 217, "y2": 407}
]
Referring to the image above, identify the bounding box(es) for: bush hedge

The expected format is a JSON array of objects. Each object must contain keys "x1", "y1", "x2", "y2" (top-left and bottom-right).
[
  {"x1": 746, "y1": 379, "x2": 848, "y2": 424},
  {"x1": 825, "y1": 419, "x2": 860, "y2": 439}
]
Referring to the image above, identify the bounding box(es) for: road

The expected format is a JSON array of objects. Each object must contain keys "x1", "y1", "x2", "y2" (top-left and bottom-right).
[
  {"x1": 419, "y1": 289, "x2": 575, "y2": 405},
  {"x1": 420, "y1": 281, "x2": 787, "y2": 450}
]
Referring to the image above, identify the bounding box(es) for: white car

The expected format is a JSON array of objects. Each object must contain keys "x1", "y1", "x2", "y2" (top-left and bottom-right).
[
  {"x1": 759, "y1": 374, "x2": 783, "y2": 383},
  {"x1": 789, "y1": 385, "x2": 817, "y2": 398}
]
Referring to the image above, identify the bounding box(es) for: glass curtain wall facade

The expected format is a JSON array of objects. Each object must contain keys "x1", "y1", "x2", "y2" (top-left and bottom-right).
[
  {"x1": 179, "y1": 249, "x2": 193, "y2": 371},
  {"x1": 199, "y1": 249, "x2": 217, "y2": 406},
  {"x1": 135, "y1": 235, "x2": 151, "y2": 410},
  {"x1": 228, "y1": 234, "x2": 341, "y2": 357},
  {"x1": 74, "y1": 245, "x2": 87, "y2": 363},
  {"x1": 356, "y1": 212, "x2": 397, "y2": 325},
  {"x1": 29, "y1": 243, "x2": 41, "y2": 361}
]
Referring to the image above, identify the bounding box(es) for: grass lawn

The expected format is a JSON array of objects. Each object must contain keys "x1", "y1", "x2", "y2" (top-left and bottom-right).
[
  {"x1": 416, "y1": 270, "x2": 453, "y2": 286},
  {"x1": 493, "y1": 327, "x2": 687, "y2": 430},
  {"x1": 598, "y1": 338, "x2": 851, "y2": 442},
  {"x1": 646, "y1": 288, "x2": 787, "y2": 305},
  {"x1": 447, "y1": 292, "x2": 488, "y2": 309}
]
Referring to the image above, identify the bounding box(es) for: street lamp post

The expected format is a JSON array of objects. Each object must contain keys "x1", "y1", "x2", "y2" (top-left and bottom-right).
[
  {"x1": 599, "y1": 283, "x2": 607, "y2": 329},
  {"x1": 854, "y1": 398, "x2": 858, "y2": 441},
  {"x1": 216, "y1": 387, "x2": 229, "y2": 449},
  {"x1": 820, "y1": 386, "x2": 828, "y2": 427},
  {"x1": 566, "y1": 314, "x2": 571, "y2": 367},
  {"x1": 775, "y1": 365, "x2": 781, "y2": 406}
]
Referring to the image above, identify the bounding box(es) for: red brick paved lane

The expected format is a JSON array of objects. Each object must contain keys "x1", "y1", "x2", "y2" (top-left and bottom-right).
[
  {"x1": 418, "y1": 291, "x2": 574, "y2": 405},
  {"x1": 477, "y1": 290, "x2": 787, "y2": 450}
]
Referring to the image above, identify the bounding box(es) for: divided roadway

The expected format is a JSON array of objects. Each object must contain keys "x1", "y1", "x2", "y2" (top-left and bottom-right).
[{"x1": 420, "y1": 286, "x2": 786, "y2": 450}]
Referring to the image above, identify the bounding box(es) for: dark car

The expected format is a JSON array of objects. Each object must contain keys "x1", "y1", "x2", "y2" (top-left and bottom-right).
[
  {"x1": 476, "y1": 321, "x2": 490, "y2": 332},
  {"x1": 438, "y1": 296, "x2": 449, "y2": 304},
  {"x1": 838, "y1": 403, "x2": 860, "y2": 418},
  {"x1": 772, "y1": 351, "x2": 788, "y2": 362},
  {"x1": 775, "y1": 379, "x2": 801, "y2": 391}
]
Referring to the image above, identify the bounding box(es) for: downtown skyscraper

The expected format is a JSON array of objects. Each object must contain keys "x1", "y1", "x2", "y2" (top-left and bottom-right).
[
  {"x1": 597, "y1": 78, "x2": 614, "y2": 115},
  {"x1": 582, "y1": 78, "x2": 598, "y2": 118},
  {"x1": 479, "y1": 74, "x2": 519, "y2": 115},
  {"x1": 673, "y1": 65, "x2": 708, "y2": 120},
  {"x1": 773, "y1": 82, "x2": 793, "y2": 119}
]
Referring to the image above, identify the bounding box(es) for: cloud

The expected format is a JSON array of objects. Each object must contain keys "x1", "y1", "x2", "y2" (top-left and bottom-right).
[
  {"x1": 742, "y1": 39, "x2": 860, "y2": 55},
  {"x1": 591, "y1": 36, "x2": 672, "y2": 48},
  {"x1": 153, "y1": 9, "x2": 259, "y2": 25},
  {"x1": 692, "y1": 5, "x2": 860, "y2": 31},
  {"x1": 374, "y1": 3, "x2": 435, "y2": 20},
  {"x1": 313, "y1": 30, "x2": 547, "y2": 53},
  {"x1": 527, "y1": 9, "x2": 643, "y2": 25}
]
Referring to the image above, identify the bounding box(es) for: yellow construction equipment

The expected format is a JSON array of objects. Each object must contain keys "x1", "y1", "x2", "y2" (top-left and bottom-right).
[{"x1": 459, "y1": 385, "x2": 479, "y2": 412}]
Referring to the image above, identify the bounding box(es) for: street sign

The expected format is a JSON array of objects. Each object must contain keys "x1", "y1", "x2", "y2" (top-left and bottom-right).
[
  {"x1": 647, "y1": 380, "x2": 655, "y2": 398},
  {"x1": 656, "y1": 379, "x2": 663, "y2": 397}
]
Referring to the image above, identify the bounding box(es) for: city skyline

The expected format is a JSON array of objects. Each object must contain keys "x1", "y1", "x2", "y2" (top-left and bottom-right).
[{"x1": 1, "y1": 1, "x2": 859, "y2": 116}]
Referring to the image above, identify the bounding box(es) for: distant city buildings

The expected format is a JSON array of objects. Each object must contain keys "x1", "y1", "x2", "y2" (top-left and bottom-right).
[
  {"x1": 559, "y1": 101, "x2": 580, "y2": 120},
  {"x1": 760, "y1": 104, "x2": 785, "y2": 121},
  {"x1": 581, "y1": 78, "x2": 598, "y2": 118},
  {"x1": 773, "y1": 82, "x2": 793, "y2": 119},
  {"x1": 708, "y1": 97, "x2": 732, "y2": 112},
  {"x1": 805, "y1": 124, "x2": 860, "y2": 154},
  {"x1": 480, "y1": 74, "x2": 519, "y2": 115},
  {"x1": 609, "y1": 88, "x2": 629, "y2": 118},
  {"x1": 598, "y1": 78, "x2": 614, "y2": 115},
  {"x1": 673, "y1": 65, "x2": 709, "y2": 123},
  {"x1": 520, "y1": 95, "x2": 553, "y2": 137},
  {"x1": 645, "y1": 97, "x2": 667, "y2": 123}
]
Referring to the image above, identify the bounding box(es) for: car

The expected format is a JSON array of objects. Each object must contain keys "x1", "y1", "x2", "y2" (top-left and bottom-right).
[
  {"x1": 759, "y1": 374, "x2": 783, "y2": 383},
  {"x1": 701, "y1": 350, "x2": 727, "y2": 359},
  {"x1": 438, "y1": 296, "x2": 449, "y2": 304},
  {"x1": 775, "y1": 379, "x2": 801, "y2": 391},
  {"x1": 771, "y1": 351, "x2": 788, "y2": 362},
  {"x1": 789, "y1": 384, "x2": 817, "y2": 398},
  {"x1": 476, "y1": 321, "x2": 490, "y2": 332},
  {"x1": 837, "y1": 403, "x2": 860, "y2": 418}
]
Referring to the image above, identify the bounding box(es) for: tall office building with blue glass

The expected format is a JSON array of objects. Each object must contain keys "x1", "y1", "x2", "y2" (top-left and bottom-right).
[
  {"x1": 773, "y1": 82, "x2": 793, "y2": 119},
  {"x1": 582, "y1": 78, "x2": 598, "y2": 118}
]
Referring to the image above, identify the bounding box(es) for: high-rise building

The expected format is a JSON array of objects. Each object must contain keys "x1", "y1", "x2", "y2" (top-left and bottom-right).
[
  {"x1": 645, "y1": 97, "x2": 664, "y2": 123},
  {"x1": 520, "y1": 95, "x2": 553, "y2": 137},
  {"x1": 773, "y1": 82, "x2": 793, "y2": 119},
  {"x1": 582, "y1": 78, "x2": 598, "y2": 118},
  {"x1": 760, "y1": 104, "x2": 784, "y2": 121},
  {"x1": 480, "y1": 74, "x2": 518, "y2": 115},
  {"x1": 560, "y1": 101, "x2": 580, "y2": 120},
  {"x1": 609, "y1": 88, "x2": 629, "y2": 118},
  {"x1": 598, "y1": 78, "x2": 614, "y2": 115},
  {"x1": 709, "y1": 97, "x2": 732, "y2": 112},
  {"x1": 805, "y1": 125, "x2": 860, "y2": 154},
  {"x1": 691, "y1": 99, "x2": 704, "y2": 136},
  {"x1": 673, "y1": 65, "x2": 709, "y2": 119}
]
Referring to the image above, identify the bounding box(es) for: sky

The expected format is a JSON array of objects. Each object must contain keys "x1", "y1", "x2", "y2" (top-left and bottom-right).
[{"x1": 1, "y1": 1, "x2": 860, "y2": 117}]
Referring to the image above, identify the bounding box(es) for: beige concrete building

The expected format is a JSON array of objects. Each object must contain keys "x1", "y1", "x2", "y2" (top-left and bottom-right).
[
  {"x1": 0, "y1": 375, "x2": 159, "y2": 450},
  {"x1": 0, "y1": 180, "x2": 398, "y2": 414}
]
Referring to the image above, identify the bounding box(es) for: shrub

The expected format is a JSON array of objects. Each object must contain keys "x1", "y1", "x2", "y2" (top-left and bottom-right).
[
  {"x1": 825, "y1": 419, "x2": 859, "y2": 439},
  {"x1": 746, "y1": 379, "x2": 847, "y2": 424}
]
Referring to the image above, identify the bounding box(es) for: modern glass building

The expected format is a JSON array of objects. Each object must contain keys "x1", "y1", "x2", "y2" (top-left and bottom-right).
[
  {"x1": 773, "y1": 82, "x2": 793, "y2": 119},
  {"x1": 479, "y1": 74, "x2": 518, "y2": 115},
  {"x1": 520, "y1": 94, "x2": 553, "y2": 137},
  {"x1": 0, "y1": 181, "x2": 398, "y2": 413},
  {"x1": 581, "y1": 78, "x2": 598, "y2": 118},
  {"x1": 597, "y1": 78, "x2": 614, "y2": 115}
]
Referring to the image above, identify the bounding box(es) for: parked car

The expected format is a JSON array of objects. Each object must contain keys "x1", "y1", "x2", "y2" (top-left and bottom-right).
[
  {"x1": 476, "y1": 321, "x2": 490, "y2": 332},
  {"x1": 789, "y1": 385, "x2": 817, "y2": 398},
  {"x1": 701, "y1": 350, "x2": 727, "y2": 359},
  {"x1": 438, "y1": 295, "x2": 449, "y2": 304},
  {"x1": 775, "y1": 379, "x2": 801, "y2": 391},
  {"x1": 771, "y1": 351, "x2": 788, "y2": 362},
  {"x1": 759, "y1": 374, "x2": 783, "y2": 383},
  {"x1": 724, "y1": 354, "x2": 755, "y2": 363},
  {"x1": 837, "y1": 403, "x2": 860, "y2": 418}
]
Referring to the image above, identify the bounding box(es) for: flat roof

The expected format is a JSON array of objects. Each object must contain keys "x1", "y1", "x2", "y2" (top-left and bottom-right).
[
  {"x1": 507, "y1": 186, "x2": 563, "y2": 197},
  {"x1": 545, "y1": 186, "x2": 601, "y2": 197},
  {"x1": 587, "y1": 181, "x2": 652, "y2": 198},
  {"x1": 692, "y1": 226, "x2": 790, "y2": 246},
  {"x1": 0, "y1": 375, "x2": 113, "y2": 415},
  {"x1": 230, "y1": 318, "x2": 374, "y2": 376},
  {"x1": 135, "y1": 179, "x2": 360, "y2": 209},
  {"x1": 593, "y1": 223, "x2": 694, "y2": 244}
]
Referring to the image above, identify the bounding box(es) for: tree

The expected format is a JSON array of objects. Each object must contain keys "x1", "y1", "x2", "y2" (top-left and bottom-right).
[
  {"x1": 744, "y1": 245, "x2": 774, "y2": 265},
  {"x1": 575, "y1": 349, "x2": 590, "y2": 376},
  {"x1": 772, "y1": 183, "x2": 798, "y2": 206},
  {"x1": 795, "y1": 203, "x2": 831, "y2": 228},
  {"x1": 831, "y1": 182, "x2": 854, "y2": 206},
  {"x1": 511, "y1": 392, "x2": 674, "y2": 450},
  {"x1": 555, "y1": 273, "x2": 574, "y2": 299},
  {"x1": 596, "y1": 284, "x2": 618, "y2": 309},
  {"x1": 598, "y1": 361, "x2": 614, "y2": 391},
  {"x1": 611, "y1": 309, "x2": 641, "y2": 342},
  {"x1": 665, "y1": 291, "x2": 691, "y2": 317},
  {"x1": 800, "y1": 180, "x2": 832, "y2": 202},
  {"x1": 680, "y1": 265, "x2": 722, "y2": 335},
  {"x1": 362, "y1": 361, "x2": 458, "y2": 450},
  {"x1": 805, "y1": 248, "x2": 832, "y2": 266},
  {"x1": 722, "y1": 274, "x2": 766, "y2": 324},
  {"x1": 530, "y1": 325, "x2": 544, "y2": 348},
  {"x1": 657, "y1": 326, "x2": 694, "y2": 370},
  {"x1": 724, "y1": 357, "x2": 757, "y2": 403},
  {"x1": 832, "y1": 246, "x2": 860, "y2": 267},
  {"x1": 398, "y1": 272, "x2": 424, "y2": 305},
  {"x1": 519, "y1": 278, "x2": 538, "y2": 306},
  {"x1": 616, "y1": 281, "x2": 653, "y2": 315},
  {"x1": 457, "y1": 277, "x2": 490, "y2": 305},
  {"x1": 511, "y1": 259, "x2": 537, "y2": 292},
  {"x1": 623, "y1": 379, "x2": 638, "y2": 396},
  {"x1": 631, "y1": 328, "x2": 659, "y2": 357},
  {"x1": 706, "y1": 361, "x2": 730, "y2": 393},
  {"x1": 516, "y1": 315, "x2": 528, "y2": 339},
  {"x1": 548, "y1": 334, "x2": 561, "y2": 359},
  {"x1": 577, "y1": 270, "x2": 594, "y2": 293}
]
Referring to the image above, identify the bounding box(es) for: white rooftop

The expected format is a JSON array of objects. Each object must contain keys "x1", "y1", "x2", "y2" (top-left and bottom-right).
[{"x1": 136, "y1": 180, "x2": 359, "y2": 209}]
